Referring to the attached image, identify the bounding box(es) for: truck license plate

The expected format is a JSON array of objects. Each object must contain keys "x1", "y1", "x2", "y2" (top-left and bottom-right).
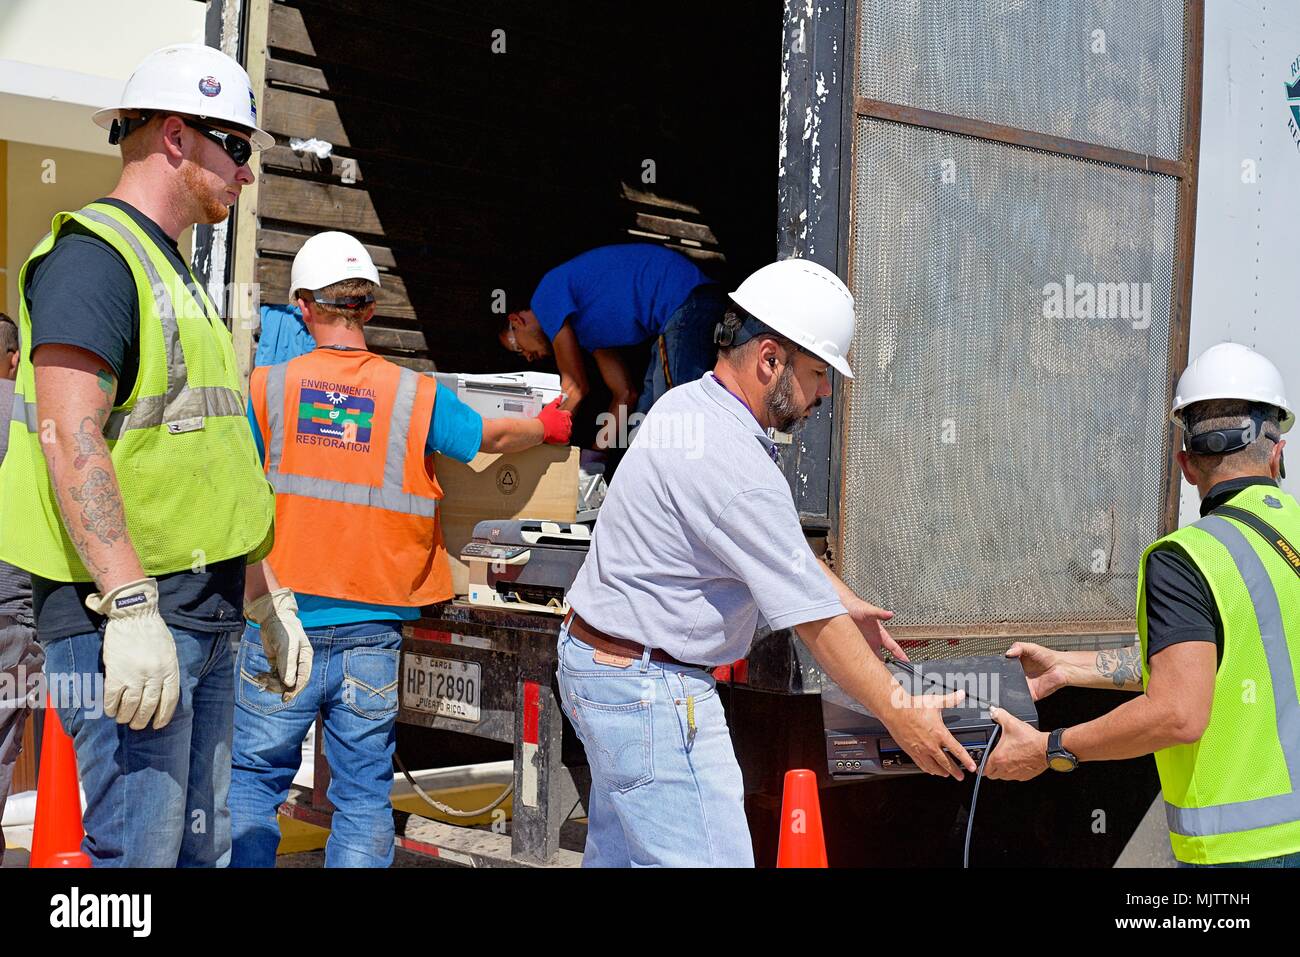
[{"x1": 402, "y1": 653, "x2": 481, "y2": 723}]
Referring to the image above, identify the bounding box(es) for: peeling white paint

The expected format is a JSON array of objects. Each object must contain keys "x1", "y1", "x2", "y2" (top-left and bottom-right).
[
  {"x1": 774, "y1": 53, "x2": 785, "y2": 175},
  {"x1": 779, "y1": 33, "x2": 791, "y2": 177},
  {"x1": 815, "y1": 73, "x2": 827, "y2": 99},
  {"x1": 779, "y1": 84, "x2": 789, "y2": 176},
  {"x1": 802, "y1": 105, "x2": 813, "y2": 141}
]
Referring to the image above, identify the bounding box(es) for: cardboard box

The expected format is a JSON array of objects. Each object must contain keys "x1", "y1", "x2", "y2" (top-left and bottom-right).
[{"x1": 434, "y1": 444, "x2": 580, "y2": 595}]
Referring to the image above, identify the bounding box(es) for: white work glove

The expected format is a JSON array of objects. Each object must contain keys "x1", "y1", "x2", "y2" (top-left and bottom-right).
[
  {"x1": 244, "y1": 588, "x2": 313, "y2": 703},
  {"x1": 84, "y1": 578, "x2": 181, "y2": 731}
]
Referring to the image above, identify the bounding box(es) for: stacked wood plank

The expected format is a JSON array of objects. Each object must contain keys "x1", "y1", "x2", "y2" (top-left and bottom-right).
[{"x1": 253, "y1": 0, "x2": 770, "y2": 374}]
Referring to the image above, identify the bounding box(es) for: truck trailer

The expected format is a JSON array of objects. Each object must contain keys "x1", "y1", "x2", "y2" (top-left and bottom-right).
[{"x1": 190, "y1": 0, "x2": 1299, "y2": 866}]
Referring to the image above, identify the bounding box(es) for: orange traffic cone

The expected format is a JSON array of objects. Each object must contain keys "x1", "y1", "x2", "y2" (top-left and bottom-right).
[
  {"x1": 776, "y1": 769, "x2": 827, "y2": 868},
  {"x1": 30, "y1": 708, "x2": 89, "y2": 868}
]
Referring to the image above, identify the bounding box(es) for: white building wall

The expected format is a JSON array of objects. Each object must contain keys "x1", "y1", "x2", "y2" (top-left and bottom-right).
[
  {"x1": 1185, "y1": 0, "x2": 1300, "y2": 517},
  {"x1": 0, "y1": 0, "x2": 207, "y2": 155}
]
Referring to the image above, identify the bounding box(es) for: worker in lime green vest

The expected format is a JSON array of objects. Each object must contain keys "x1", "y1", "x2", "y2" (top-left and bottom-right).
[
  {"x1": 986, "y1": 343, "x2": 1300, "y2": 868},
  {"x1": 0, "y1": 44, "x2": 310, "y2": 867}
]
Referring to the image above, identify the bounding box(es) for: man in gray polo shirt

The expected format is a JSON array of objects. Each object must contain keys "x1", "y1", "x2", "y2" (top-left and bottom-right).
[{"x1": 560, "y1": 259, "x2": 975, "y2": 867}]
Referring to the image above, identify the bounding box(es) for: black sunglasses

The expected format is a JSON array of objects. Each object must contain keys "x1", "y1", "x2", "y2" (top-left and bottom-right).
[{"x1": 183, "y1": 119, "x2": 253, "y2": 167}]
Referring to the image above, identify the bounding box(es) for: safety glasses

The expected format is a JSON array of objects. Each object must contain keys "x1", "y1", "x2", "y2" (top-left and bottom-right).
[{"x1": 183, "y1": 119, "x2": 253, "y2": 167}]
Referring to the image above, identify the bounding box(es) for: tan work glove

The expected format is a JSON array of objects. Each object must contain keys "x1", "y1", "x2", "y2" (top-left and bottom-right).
[
  {"x1": 244, "y1": 588, "x2": 314, "y2": 703},
  {"x1": 84, "y1": 578, "x2": 181, "y2": 731}
]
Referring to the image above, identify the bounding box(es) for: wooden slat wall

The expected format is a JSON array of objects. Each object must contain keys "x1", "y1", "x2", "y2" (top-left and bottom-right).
[{"x1": 253, "y1": 0, "x2": 776, "y2": 374}]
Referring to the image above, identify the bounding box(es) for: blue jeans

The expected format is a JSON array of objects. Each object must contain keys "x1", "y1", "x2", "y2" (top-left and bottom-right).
[
  {"x1": 229, "y1": 621, "x2": 401, "y2": 868},
  {"x1": 42, "y1": 626, "x2": 234, "y2": 867},
  {"x1": 1178, "y1": 850, "x2": 1300, "y2": 868},
  {"x1": 636, "y1": 284, "x2": 725, "y2": 414},
  {"x1": 556, "y1": 622, "x2": 753, "y2": 867}
]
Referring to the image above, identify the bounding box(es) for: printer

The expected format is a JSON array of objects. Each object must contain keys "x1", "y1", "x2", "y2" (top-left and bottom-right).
[{"x1": 461, "y1": 519, "x2": 592, "y2": 614}]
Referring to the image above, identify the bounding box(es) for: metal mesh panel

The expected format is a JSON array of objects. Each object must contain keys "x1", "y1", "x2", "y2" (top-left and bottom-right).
[
  {"x1": 858, "y1": 0, "x2": 1186, "y2": 160},
  {"x1": 840, "y1": 118, "x2": 1179, "y2": 657}
]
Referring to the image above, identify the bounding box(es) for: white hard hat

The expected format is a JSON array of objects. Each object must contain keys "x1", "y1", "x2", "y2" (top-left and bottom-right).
[
  {"x1": 93, "y1": 43, "x2": 274, "y2": 151},
  {"x1": 289, "y1": 232, "x2": 382, "y2": 297},
  {"x1": 728, "y1": 259, "x2": 856, "y2": 378},
  {"x1": 1172, "y1": 341, "x2": 1294, "y2": 433}
]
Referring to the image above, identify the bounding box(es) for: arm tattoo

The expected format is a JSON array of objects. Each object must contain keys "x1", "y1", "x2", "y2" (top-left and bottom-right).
[
  {"x1": 69, "y1": 467, "x2": 128, "y2": 546},
  {"x1": 1096, "y1": 645, "x2": 1142, "y2": 688},
  {"x1": 94, "y1": 370, "x2": 115, "y2": 428},
  {"x1": 44, "y1": 457, "x2": 109, "y2": 578},
  {"x1": 72, "y1": 416, "x2": 107, "y2": 469}
]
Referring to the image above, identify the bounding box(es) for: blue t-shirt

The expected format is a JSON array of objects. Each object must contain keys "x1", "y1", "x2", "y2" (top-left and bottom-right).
[
  {"x1": 247, "y1": 379, "x2": 483, "y2": 629},
  {"x1": 530, "y1": 244, "x2": 708, "y2": 350},
  {"x1": 254, "y1": 303, "x2": 315, "y2": 367}
]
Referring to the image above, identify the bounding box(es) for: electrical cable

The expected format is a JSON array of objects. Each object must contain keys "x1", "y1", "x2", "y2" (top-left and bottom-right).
[
  {"x1": 963, "y1": 723, "x2": 1000, "y2": 869},
  {"x1": 394, "y1": 752, "x2": 514, "y2": 819},
  {"x1": 885, "y1": 654, "x2": 1004, "y2": 868}
]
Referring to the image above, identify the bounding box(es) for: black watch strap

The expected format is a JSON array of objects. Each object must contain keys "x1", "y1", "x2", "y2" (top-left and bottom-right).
[{"x1": 1047, "y1": 728, "x2": 1078, "y2": 772}]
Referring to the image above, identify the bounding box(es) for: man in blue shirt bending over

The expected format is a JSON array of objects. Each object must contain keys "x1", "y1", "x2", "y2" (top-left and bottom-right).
[{"x1": 498, "y1": 244, "x2": 724, "y2": 443}]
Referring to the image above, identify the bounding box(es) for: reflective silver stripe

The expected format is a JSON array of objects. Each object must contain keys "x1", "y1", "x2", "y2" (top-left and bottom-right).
[
  {"x1": 385, "y1": 369, "x2": 419, "y2": 489},
  {"x1": 1165, "y1": 514, "x2": 1300, "y2": 838},
  {"x1": 265, "y1": 363, "x2": 288, "y2": 474},
  {"x1": 103, "y1": 386, "x2": 246, "y2": 439},
  {"x1": 263, "y1": 361, "x2": 437, "y2": 518},
  {"x1": 1166, "y1": 787, "x2": 1300, "y2": 839},
  {"x1": 268, "y1": 471, "x2": 439, "y2": 518},
  {"x1": 10, "y1": 387, "x2": 243, "y2": 439},
  {"x1": 10, "y1": 394, "x2": 38, "y2": 431},
  {"x1": 74, "y1": 207, "x2": 243, "y2": 436}
]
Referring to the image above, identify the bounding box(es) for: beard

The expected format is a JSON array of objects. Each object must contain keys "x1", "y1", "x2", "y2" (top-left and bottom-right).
[
  {"x1": 764, "y1": 363, "x2": 818, "y2": 433},
  {"x1": 180, "y1": 161, "x2": 233, "y2": 225}
]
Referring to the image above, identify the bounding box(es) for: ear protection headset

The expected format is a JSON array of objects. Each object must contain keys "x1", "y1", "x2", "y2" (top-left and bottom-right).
[
  {"x1": 714, "y1": 305, "x2": 787, "y2": 370},
  {"x1": 714, "y1": 309, "x2": 744, "y2": 347},
  {"x1": 1183, "y1": 406, "x2": 1287, "y2": 477}
]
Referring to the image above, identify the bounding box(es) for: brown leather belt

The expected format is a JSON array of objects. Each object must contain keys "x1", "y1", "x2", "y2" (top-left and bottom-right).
[{"x1": 563, "y1": 610, "x2": 701, "y2": 669}]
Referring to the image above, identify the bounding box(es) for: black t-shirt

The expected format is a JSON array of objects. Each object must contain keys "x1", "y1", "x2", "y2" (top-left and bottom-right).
[
  {"x1": 24, "y1": 197, "x2": 246, "y2": 640},
  {"x1": 1143, "y1": 476, "x2": 1281, "y2": 667}
]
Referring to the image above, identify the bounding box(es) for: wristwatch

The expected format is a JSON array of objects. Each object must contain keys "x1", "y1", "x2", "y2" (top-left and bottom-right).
[{"x1": 1047, "y1": 728, "x2": 1078, "y2": 772}]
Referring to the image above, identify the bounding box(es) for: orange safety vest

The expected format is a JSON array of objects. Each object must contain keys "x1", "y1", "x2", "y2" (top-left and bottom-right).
[{"x1": 249, "y1": 347, "x2": 454, "y2": 606}]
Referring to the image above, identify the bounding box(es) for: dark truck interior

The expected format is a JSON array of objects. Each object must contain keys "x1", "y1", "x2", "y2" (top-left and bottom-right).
[{"x1": 255, "y1": 0, "x2": 781, "y2": 446}]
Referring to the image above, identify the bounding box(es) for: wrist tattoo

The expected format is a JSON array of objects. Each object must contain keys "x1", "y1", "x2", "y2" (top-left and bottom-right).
[{"x1": 1095, "y1": 645, "x2": 1141, "y2": 687}]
